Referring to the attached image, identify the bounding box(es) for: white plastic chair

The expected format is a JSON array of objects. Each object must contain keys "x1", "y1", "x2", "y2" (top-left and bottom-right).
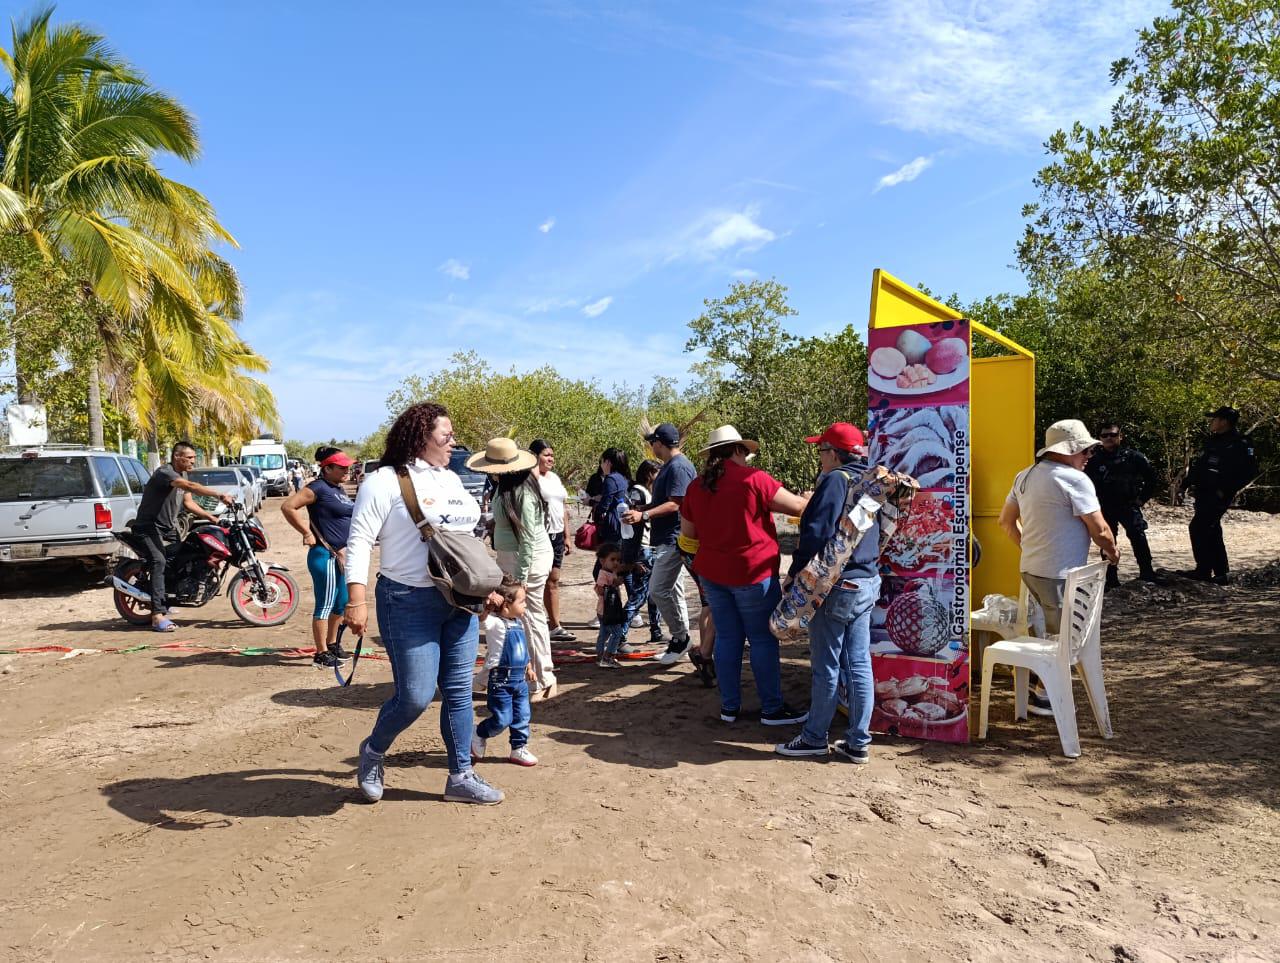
[{"x1": 978, "y1": 561, "x2": 1113, "y2": 758}]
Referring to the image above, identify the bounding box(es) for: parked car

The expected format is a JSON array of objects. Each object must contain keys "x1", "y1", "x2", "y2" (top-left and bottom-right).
[
  {"x1": 357, "y1": 459, "x2": 380, "y2": 487},
  {"x1": 228, "y1": 465, "x2": 262, "y2": 515},
  {"x1": 228, "y1": 463, "x2": 267, "y2": 503},
  {"x1": 188, "y1": 467, "x2": 257, "y2": 517},
  {"x1": 0, "y1": 446, "x2": 150, "y2": 568},
  {"x1": 448, "y1": 446, "x2": 490, "y2": 538}
]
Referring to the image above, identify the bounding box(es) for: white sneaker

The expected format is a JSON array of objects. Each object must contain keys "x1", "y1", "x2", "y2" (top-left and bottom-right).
[
  {"x1": 629, "y1": 614, "x2": 643, "y2": 628},
  {"x1": 587, "y1": 616, "x2": 600, "y2": 629},
  {"x1": 656, "y1": 635, "x2": 690, "y2": 666},
  {"x1": 509, "y1": 746, "x2": 538, "y2": 767},
  {"x1": 471, "y1": 733, "x2": 486, "y2": 760}
]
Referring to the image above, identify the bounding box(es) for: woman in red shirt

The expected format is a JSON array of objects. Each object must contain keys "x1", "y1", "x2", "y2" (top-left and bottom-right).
[{"x1": 680, "y1": 426, "x2": 809, "y2": 726}]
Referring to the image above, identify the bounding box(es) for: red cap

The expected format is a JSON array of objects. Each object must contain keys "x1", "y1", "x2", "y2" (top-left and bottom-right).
[
  {"x1": 804, "y1": 422, "x2": 865, "y2": 452},
  {"x1": 320, "y1": 451, "x2": 354, "y2": 468}
]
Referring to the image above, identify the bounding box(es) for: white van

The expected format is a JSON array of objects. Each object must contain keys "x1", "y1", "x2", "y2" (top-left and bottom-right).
[{"x1": 238, "y1": 436, "x2": 290, "y2": 496}]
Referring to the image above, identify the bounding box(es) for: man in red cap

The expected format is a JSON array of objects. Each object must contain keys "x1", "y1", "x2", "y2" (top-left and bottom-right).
[{"x1": 775, "y1": 422, "x2": 881, "y2": 763}]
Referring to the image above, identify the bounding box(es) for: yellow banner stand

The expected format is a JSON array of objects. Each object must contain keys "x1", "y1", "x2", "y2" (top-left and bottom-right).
[{"x1": 868, "y1": 269, "x2": 1034, "y2": 740}]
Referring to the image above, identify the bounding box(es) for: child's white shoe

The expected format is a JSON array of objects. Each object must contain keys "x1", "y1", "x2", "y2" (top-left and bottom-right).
[
  {"x1": 471, "y1": 733, "x2": 486, "y2": 760},
  {"x1": 509, "y1": 746, "x2": 538, "y2": 767}
]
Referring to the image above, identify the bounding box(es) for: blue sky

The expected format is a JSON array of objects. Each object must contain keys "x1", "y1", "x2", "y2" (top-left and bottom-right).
[{"x1": 44, "y1": 0, "x2": 1167, "y2": 441}]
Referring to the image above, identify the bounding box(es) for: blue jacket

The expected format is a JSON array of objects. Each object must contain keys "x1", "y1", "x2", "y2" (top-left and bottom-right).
[{"x1": 788, "y1": 462, "x2": 880, "y2": 581}]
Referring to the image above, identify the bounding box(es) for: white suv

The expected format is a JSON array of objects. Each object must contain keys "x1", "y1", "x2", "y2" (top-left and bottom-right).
[{"x1": 0, "y1": 446, "x2": 151, "y2": 567}]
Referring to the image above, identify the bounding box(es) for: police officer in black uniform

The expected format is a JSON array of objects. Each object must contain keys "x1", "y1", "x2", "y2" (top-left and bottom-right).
[
  {"x1": 1182, "y1": 406, "x2": 1258, "y2": 585},
  {"x1": 1085, "y1": 422, "x2": 1159, "y2": 588}
]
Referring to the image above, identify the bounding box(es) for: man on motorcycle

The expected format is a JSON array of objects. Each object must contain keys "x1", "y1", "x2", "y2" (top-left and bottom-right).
[{"x1": 132, "y1": 441, "x2": 236, "y2": 631}]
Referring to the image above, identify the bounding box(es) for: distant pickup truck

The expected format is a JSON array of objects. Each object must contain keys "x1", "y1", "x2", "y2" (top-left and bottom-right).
[{"x1": 0, "y1": 446, "x2": 152, "y2": 568}]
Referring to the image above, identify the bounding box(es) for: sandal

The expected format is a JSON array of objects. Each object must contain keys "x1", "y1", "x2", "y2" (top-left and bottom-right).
[
  {"x1": 152, "y1": 618, "x2": 177, "y2": 633},
  {"x1": 688, "y1": 649, "x2": 716, "y2": 688}
]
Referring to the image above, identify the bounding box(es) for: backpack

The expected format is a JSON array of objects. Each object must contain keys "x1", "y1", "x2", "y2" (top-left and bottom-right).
[
  {"x1": 397, "y1": 473, "x2": 504, "y2": 614},
  {"x1": 770, "y1": 465, "x2": 919, "y2": 642},
  {"x1": 573, "y1": 521, "x2": 599, "y2": 551}
]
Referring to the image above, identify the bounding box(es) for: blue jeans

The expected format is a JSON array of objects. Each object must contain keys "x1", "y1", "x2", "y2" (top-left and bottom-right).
[
  {"x1": 596, "y1": 623, "x2": 627, "y2": 657},
  {"x1": 703, "y1": 575, "x2": 783, "y2": 714},
  {"x1": 623, "y1": 548, "x2": 660, "y2": 635},
  {"x1": 367, "y1": 575, "x2": 480, "y2": 774},
  {"x1": 801, "y1": 576, "x2": 880, "y2": 748},
  {"x1": 477, "y1": 668, "x2": 531, "y2": 749}
]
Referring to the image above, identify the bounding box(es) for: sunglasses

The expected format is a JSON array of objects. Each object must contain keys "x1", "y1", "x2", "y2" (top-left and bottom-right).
[{"x1": 1099, "y1": 431, "x2": 1120, "y2": 438}]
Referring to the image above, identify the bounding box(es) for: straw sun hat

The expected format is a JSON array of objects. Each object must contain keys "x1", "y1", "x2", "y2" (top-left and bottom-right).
[
  {"x1": 699, "y1": 425, "x2": 760, "y2": 455},
  {"x1": 465, "y1": 437, "x2": 538, "y2": 474},
  {"x1": 1036, "y1": 419, "x2": 1100, "y2": 458}
]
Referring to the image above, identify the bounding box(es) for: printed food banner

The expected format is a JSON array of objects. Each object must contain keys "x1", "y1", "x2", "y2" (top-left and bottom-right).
[{"x1": 866, "y1": 319, "x2": 971, "y2": 743}]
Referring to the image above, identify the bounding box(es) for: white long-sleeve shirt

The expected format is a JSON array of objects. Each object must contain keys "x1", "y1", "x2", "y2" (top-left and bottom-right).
[{"x1": 345, "y1": 460, "x2": 482, "y2": 588}]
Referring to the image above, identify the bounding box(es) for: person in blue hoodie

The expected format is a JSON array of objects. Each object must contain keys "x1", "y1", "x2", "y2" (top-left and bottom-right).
[{"x1": 775, "y1": 423, "x2": 880, "y2": 764}]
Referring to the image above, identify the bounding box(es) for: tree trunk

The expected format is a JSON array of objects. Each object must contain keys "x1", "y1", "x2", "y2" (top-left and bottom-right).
[
  {"x1": 147, "y1": 426, "x2": 161, "y2": 470},
  {"x1": 87, "y1": 358, "x2": 104, "y2": 448}
]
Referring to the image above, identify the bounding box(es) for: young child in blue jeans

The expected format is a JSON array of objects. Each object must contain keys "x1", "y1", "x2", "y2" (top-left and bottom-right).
[
  {"x1": 472, "y1": 577, "x2": 538, "y2": 767},
  {"x1": 594, "y1": 543, "x2": 628, "y2": 668}
]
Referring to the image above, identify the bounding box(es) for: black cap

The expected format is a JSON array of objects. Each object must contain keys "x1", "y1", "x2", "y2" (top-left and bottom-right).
[
  {"x1": 644, "y1": 423, "x2": 680, "y2": 446},
  {"x1": 1204, "y1": 406, "x2": 1240, "y2": 423}
]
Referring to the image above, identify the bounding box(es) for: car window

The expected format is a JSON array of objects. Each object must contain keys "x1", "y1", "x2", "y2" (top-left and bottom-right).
[
  {"x1": 191, "y1": 470, "x2": 242, "y2": 486},
  {"x1": 123, "y1": 458, "x2": 150, "y2": 493},
  {"x1": 241, "y1": 453, "x2": 285, "y2": 470},
  {"x1": 0, "y1": 457, "x2": 96, "y2": 502},
  {"x1": 92, "y1": 456, "x2": 131, "y2": 497}
]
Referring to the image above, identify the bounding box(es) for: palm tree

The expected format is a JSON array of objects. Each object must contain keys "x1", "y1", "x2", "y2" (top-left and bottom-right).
[{"x1": 0, "y1": 7, "x2": 275, "y2": 446}]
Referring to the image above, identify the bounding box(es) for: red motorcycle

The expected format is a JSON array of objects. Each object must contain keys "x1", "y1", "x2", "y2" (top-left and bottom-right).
[{"x1": 112, "y1": 505, "x2": 299, "y2": 627}]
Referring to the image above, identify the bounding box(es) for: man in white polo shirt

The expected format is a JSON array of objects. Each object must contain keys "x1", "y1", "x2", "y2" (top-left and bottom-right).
[{"x1": 998, "y1": 419, "x2": 1119, "y2": 715}]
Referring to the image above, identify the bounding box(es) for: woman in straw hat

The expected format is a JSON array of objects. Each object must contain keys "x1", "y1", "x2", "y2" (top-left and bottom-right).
[
  {"x1": 469, "y1": 438, "x2": 559, "y2": 700},
  {"x1": 344, "y1": 403, "x2": 505, "y2": 806},
  {"x1": 679, "y1": 426, "x2": 810, "y2": 726}
]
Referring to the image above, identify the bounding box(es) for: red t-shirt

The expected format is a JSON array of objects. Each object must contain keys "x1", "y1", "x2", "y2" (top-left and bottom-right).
[{"x1": 680, "y1": 459, "x2": 784, "y2": 586}]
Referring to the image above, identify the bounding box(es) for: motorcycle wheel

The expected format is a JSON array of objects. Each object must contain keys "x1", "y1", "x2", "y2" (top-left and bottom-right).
[
  {"x1": 113, "y1": 560, "x2": 154, "y2": 626},
  {"x1": 229, "y1": 569, "x2": 299, "y2": 626}
]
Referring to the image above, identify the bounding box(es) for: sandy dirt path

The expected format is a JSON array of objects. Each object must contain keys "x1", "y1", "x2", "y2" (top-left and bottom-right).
[{"x1": 1, "y1": 501, "x2": 1277, "y2": 961}]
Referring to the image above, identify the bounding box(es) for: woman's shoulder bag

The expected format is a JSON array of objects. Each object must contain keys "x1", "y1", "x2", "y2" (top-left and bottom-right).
[{"x1": 397, "y1": 473, "x2": 504, "y2": 613}]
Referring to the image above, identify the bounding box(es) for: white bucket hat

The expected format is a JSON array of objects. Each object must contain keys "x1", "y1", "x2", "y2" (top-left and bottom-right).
[
  {"x1": 1036, "y1": 419, "x2": 1100, "y2": 458},
  {"x1": 699, "y1": 425, "x2": 760, "y2": 455},
  {"x1": 465, "y1": 437, "x2": 538, "y2": 474}
]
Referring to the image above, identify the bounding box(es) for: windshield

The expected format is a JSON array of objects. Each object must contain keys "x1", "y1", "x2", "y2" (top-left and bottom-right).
[
  {"x1": 191, "y1": 470, "x2": 242, "y2": 486},
  {"x1": 0, "y1": 457, "x2": 95, "y2": 502},
  {"x1": 240, "y1": 453, "x2": 284, "y2": 470}
]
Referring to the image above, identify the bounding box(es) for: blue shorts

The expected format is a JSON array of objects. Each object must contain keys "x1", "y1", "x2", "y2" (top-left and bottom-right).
[{"x1": 307, "y1": 544, "x2": 348, "y2": 620}]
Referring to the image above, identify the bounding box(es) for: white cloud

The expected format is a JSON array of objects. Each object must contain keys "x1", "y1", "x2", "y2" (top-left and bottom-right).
[
  {"x1": 874, "y1": 155, "x2": 933, "y2": 192},
  {"x1": 731, "y1": 268, "x2": 757, "y2": 279},
  {"x1": 582, "y1": 296, "x2": 613, "y2": 318},
  {"x1": 780, "y1": 0, "x2": 1166, "y2": 147},
  {"x1": 438, "y1": 258, "x2": 471, "y2": 280},
  {"x1": 539, "y1": 217, "x2": 556, "y2": 234},
  {"x1": 663, "y1": 206, "x2": 779, "y2": 263},
  {"x1": 523, "y1": 295, "x2": 581, "y2": 314}
]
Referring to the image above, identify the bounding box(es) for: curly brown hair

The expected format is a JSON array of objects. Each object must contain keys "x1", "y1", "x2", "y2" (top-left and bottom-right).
[{"x1": 380, "y1": 402, "x2": 449, "y2": 474}]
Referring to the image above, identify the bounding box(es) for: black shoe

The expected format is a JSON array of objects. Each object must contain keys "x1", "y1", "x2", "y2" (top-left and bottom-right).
[
  {"x1": 648, "y1": 633, "x2": 671, "y2": 646},
  {"x1": 657, "y1": 635, "x2": 690, "y2": 666},
  {"x1": 831, "y1": 739, "x2": 870, "y2": 765},
  {"x1": 329, "y1": 642, "x2": 351, "y2": 663},
  {"x1": 1211, "y1": 573, "x2": 1232, "y2": 586},
  {"x1": 1175, "y1": 569, "x2": 1212, "y2": 581},
  {"x1": 1138, "y1": 572, "x2": 1164, "y2": 584},
  {"x1": 313, "y1": 651, "x2": 341, "y2": 669},
  {"x1": 760, "y1": 703, "x2": 809, "y2": 727},
  {"x1": 1105, "y1": 580, "x2": 1121, "y2": 593},
  {"x1": 775, "y1": 734, "x2": 829, "y2": 757},
  {"x1": 719, "y1": 707, "x2": 738, "y2": 723},
  {"x1": 1027, "y1": 691, "x2": 1053, "y2": 717}
]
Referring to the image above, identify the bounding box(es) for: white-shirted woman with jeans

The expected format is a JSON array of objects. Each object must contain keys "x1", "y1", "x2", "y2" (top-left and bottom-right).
[{"x1": 345, "y1": 402, "x2": 505, "y2": 806}]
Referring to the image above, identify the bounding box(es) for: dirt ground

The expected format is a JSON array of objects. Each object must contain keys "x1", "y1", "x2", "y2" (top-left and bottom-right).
[{"x1": 1, "y1": 500, "x2": 1278, "y2": 962}]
